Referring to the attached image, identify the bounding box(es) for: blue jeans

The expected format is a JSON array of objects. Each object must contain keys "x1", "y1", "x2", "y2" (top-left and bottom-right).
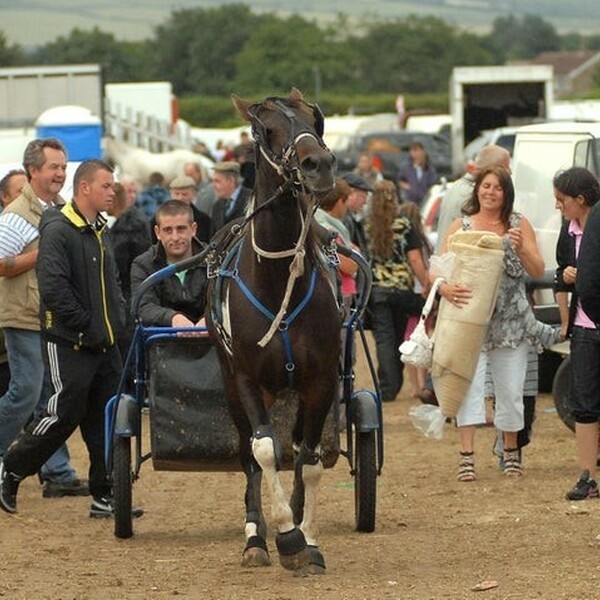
[{"x1": 0, "y1": 328, "x2": 76, "y2": 483}]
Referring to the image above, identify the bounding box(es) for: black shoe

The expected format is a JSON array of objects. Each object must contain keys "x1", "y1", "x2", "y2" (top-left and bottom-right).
[
  {"x1": 565, "y1": 470, "x2": 600, "y2": 501},
  {"x1": 0, "y1": 461, "x2": 21, "y2": 514},
  {"x1": 43, "y1": 478, "x2": 90, "y2": 498},
  {"x1": 90, "y1": 495, "x2": 144, "y2": 519}
]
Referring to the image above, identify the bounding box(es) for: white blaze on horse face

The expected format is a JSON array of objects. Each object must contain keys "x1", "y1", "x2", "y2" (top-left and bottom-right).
[{"x1": 252, "y1": 436, "x2": 295, "y2": 534}]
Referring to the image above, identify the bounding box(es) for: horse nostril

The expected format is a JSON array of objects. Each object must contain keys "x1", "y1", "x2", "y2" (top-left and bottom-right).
[
  {"x1": 300, "y1": 155, "x2": 319, "y2": 173},
  {"x1": 301, "y1": 152, "x2": 335, "y2": 174}
]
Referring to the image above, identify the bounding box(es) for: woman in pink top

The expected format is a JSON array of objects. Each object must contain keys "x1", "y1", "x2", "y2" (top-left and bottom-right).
[{"x1": 554, "y1": 166, "x2": 600, "y2": 501}]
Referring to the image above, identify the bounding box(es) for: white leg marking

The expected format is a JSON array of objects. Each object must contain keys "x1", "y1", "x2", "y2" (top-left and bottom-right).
[
  {"x1": 244, "y1": 521, "x2": 258, "y2": 541},
  {"x1": 252, "y1": 437, "x2": 294, "y2": 534},
  {"x1": 299, "y1": 453, "x2": 324, "y2": 547}
]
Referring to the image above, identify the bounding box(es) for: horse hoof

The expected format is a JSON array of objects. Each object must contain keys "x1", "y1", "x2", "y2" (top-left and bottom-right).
[
  {"x1": 307, "y1": 545, "x2": 326, "y2": 574},
  {"x1": 279, "y1": 547, "x2": 311, "y2": 571},
  {"x1": 241, "y1": 547, "x2": 271, "y2": 567},
  {"x1": 242, "y1": 535, "x2": 271, "y2": 567}
]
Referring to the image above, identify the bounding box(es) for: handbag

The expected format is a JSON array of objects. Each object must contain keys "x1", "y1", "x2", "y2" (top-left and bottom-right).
[{"x1": 399, "y1": 277, "x2": 445, "y2": 369}]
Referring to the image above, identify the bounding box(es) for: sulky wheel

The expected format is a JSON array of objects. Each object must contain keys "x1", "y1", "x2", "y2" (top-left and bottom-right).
[
  {"x1": 354, "y1": 428, "x2": 377, "y2": 533},
  {"x1": 552, "y1": 355, "x2": 574, "y2": 432},
  {"x1": 113, "y1": 436, "x2": 133, "y2": 539}
]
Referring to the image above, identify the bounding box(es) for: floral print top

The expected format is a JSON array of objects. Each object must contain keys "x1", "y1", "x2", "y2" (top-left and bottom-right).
[{"x1": 461, "y1": 213, "x2": 547, "y2": 351}]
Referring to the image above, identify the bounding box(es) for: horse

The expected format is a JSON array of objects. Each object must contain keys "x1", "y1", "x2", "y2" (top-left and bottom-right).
[
  {"x1": 104, "y1": 137, "x2": 214, "y2": 186},
  {"x1": 206, "y1": 89, "x2": 341, "y2": 573}
]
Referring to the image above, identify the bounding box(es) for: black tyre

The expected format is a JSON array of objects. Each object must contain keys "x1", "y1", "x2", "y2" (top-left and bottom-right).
[
  {"x1": 552, "y1": 356, "x2": 574, "y2": 432},
  {"x1": 354, "y1": 429, "x2": 377, "y2": 533},
  {"x1": 113, "y1": 436, "x2": 133, "y2": 539}
]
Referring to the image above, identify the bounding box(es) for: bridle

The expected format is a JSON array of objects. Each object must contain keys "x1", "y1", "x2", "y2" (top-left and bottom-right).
[{"x1": 247, "y1": 97, "x2": 331, "y2": 189}]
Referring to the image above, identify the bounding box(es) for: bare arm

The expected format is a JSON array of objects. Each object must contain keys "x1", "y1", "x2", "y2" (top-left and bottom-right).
[
  {"x1": 508, "y1": 216, "x2": 544, "y2": 279},
  {"x1": 407, "y1": 248, "x2": 430, "y2": 294},
  {"x1": 555, "y1": 290, "x2": 570, "y2": 340},
  {"x1": 0, "y1": 250, "x2": 38, "y2": 278}
]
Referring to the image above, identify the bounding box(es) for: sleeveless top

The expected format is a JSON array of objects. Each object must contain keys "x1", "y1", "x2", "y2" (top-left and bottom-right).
[{"x1": 461, "y1": 213, "x2": 541, "y2": 351}]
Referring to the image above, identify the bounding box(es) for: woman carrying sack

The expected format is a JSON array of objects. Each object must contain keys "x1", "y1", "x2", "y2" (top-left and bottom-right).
[{"x1": 436, "y1": 166, "x2": 544, "y2": 481}]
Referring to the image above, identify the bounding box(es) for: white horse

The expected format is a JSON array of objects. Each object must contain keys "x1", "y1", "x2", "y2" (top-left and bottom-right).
[{"x1": 104, "y1": 137, "x2": 214, "y2": 185}]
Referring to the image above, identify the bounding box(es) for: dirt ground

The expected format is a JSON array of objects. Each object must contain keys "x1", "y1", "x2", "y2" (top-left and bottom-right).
[{"x1": 1, "y1": 336, "x2": 600, "y2": 600}]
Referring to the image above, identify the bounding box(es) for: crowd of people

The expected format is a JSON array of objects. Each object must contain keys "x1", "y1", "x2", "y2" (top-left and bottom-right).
[
  {"x1": 0, "y1": 134, "x2": 253, "y2": 517},
  {"x1": 0, "y1": 126, "x2": 599, "y2": 521}
]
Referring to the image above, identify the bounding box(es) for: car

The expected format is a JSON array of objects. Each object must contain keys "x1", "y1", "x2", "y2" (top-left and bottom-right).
[
  {"x1": 331, "y1": 130, "x2": 453, "y2": 181},
  {"x1": 463, "y1": 126, "x2": 520, "y2": 165}
]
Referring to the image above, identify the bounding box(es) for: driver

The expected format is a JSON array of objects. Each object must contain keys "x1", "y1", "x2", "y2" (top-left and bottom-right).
[{"x1": 130, "y1": 200, "x2": 207, "y2": 329}]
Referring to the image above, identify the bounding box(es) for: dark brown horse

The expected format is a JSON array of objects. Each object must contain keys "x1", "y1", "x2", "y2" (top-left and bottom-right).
[{"x1": 206, "y1": 89, "x2": 340, "y2": 573}]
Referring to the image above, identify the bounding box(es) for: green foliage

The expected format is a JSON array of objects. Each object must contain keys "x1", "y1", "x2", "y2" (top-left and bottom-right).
[
  {"x1": 152, "y1": 4, "x2": 264, "y2": 95},
  {"x1": 179, "y1": 90, "x2": 448, "y2": 127},
  {"x1": 354, "y1": 16, "x2": 497, "y2": 94},
  {"x1": 4, "y1": 4, "x2": 600, "y2": 127},
  {"x1": 491, "y1": 14, "x2": 560, "y2": 60},
  {"x1": 234, "y1": 15, "x2": 359, "y2": 95},
  {"x1": 27, "y1": 27, "x2": 151, "y2": 82},
  {"x1": 0, "y1": 31, "x2": 24, "y2": 67}
]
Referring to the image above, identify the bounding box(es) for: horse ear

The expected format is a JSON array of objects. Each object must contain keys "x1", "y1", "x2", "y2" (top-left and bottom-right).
[
  {"x1": 289, "y1": 88, "x2": 304, "y2": 102},
  {"x1": 231, "y1": 94, "x2": 252, "y2": 122}
]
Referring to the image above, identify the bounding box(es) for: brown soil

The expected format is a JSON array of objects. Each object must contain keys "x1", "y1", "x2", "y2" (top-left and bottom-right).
[{"x1": 1, "y1": 336, "x2": 599, "y2": 600}]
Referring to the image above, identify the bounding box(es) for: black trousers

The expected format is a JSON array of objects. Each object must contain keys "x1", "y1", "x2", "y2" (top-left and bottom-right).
[{"x1": 3, "y1": 341, "x2": 121, "y2": 499}]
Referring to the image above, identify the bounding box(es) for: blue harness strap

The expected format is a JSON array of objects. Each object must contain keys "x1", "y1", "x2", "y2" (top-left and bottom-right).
[{"x1": 217, "y1": 240, "x2": 318, "y2": 388}]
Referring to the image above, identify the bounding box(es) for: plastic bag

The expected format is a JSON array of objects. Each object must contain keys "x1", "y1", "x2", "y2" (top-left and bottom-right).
[
  {"x1": 408, "y1": 404, "x2": 446, "y2": 440},
  {"x1": 429, "y1": 252, "x2": 456, "y2": 280}
]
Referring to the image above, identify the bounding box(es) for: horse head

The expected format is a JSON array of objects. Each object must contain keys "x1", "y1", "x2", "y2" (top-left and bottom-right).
[{"x1": 232, "y1": 88, "x2": 335, "y2": 195}]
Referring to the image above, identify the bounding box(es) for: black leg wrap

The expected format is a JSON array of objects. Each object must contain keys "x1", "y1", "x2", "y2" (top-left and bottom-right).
[
  {"x1": 244, "y1": 535, "x2": 269, "y2": 555},
  {"x1": 275, "y1": 527, "x2": 307, "y2": 556}
]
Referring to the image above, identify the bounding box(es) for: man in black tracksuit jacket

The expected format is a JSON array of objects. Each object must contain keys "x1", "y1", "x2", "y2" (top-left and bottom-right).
[{"x1": 0, "y1": 159, "x2": 142, "y2": 519}]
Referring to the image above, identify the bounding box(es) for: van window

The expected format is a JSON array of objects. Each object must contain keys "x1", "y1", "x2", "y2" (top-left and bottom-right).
[{"x1": 573, "y1": 139, "x2": 600, "y2": 177}]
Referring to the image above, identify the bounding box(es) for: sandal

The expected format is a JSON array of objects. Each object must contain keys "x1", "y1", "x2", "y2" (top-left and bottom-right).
[
  {"x1": 503, "y1": 449, "x2": 523, "y2": 478},
  {"x1": 457, "y1": 452, "x2": 476, "y2": 482}
]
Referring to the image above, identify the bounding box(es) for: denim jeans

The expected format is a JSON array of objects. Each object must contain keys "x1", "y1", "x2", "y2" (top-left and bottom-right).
[{"x1": 0, "y1": 328, "x2": 76, "y2": 483}]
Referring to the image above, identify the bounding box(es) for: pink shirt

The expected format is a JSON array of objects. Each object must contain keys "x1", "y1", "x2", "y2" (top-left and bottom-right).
[{"x1": 571, "y1": 220, "x2": 596, "y2": 329}]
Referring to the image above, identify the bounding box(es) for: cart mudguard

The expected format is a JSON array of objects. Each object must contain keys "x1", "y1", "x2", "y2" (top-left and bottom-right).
[
  {"x1": 114, "y1": 394, "x2": 139, "y2": 437},
  {"x1": 350, "y1": 390, "x2": 379, "y2": 432}
]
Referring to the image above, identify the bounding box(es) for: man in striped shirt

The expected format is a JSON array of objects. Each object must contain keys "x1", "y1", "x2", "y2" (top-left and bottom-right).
[{"x1": 0, "y1": 138, "x2": 86, "y2": 499}]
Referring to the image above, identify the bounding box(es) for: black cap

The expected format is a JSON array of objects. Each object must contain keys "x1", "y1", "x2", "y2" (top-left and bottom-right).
[{"x1": 341, "y1": 172, "x2": 374, "y2": 192}]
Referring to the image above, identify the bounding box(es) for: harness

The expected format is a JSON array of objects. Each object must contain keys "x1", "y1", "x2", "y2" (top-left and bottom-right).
[{"x1": 208, "y1": 95, "x2": 337, "y2": 386}]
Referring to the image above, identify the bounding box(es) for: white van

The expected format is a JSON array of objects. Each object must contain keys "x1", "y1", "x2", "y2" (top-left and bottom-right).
[
  {"x1": 513, "y1": 121, "x2": 600, "y2": 278},
  {"x1": 512, "y1": 121, "x2": 600, "y2": 418}
]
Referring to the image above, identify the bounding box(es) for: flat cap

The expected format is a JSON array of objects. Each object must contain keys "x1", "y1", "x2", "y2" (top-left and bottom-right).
[
  {"x1": 341, "y1": 172, "x2": 374, "y2": 192},
  {"x1": 213, "y1": 161, "x2": 241, "y2": 175},
  {"x1": 169, "y1": 175, "x2": 197, "y2": 189}
]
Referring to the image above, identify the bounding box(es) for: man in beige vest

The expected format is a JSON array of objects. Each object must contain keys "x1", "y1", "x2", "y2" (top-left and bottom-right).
[{"x1": 0, "y1": 138, "x2": 86, "y2": 498}]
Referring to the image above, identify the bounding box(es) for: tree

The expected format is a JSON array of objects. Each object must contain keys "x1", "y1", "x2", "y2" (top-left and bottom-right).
[
  {"x1": 355, "y1": 16, "x2": 496, "y2": 94},
  {"x1": 490, "y1": 14, "x2": 560, "y2": 60},
  {"x1": 233, "y1": 15, "x2": 358, "y2": 97},
  {"x1": 31, "y1": 27, "x2": 149, "y2": 82},
  {"x1": 0, "y1": 30, "x2": 24, "y2": 67},
  {"x1": 152, "y1": 4, "x2": 264, "y2": 95}
]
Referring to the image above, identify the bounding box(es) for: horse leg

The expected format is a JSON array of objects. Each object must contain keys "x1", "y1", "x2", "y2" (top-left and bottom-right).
[
  {"x1": 294, "y1": 441, "x2": 326, "y2": 575},
  {"x1": 217, "y1": 362, "x2": 270, "y2": 567},
  {"x1": 252, "y1": 424, "x2": 311, "y2": 571},
  {"x1": 241, "y1": 457, "x2": 271, "y2": 567}
]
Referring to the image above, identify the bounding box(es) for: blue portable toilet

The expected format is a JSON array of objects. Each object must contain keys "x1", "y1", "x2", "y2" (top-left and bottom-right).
[{"x1": 36, "y1": 105, "x2": 102, "y2": 161}]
